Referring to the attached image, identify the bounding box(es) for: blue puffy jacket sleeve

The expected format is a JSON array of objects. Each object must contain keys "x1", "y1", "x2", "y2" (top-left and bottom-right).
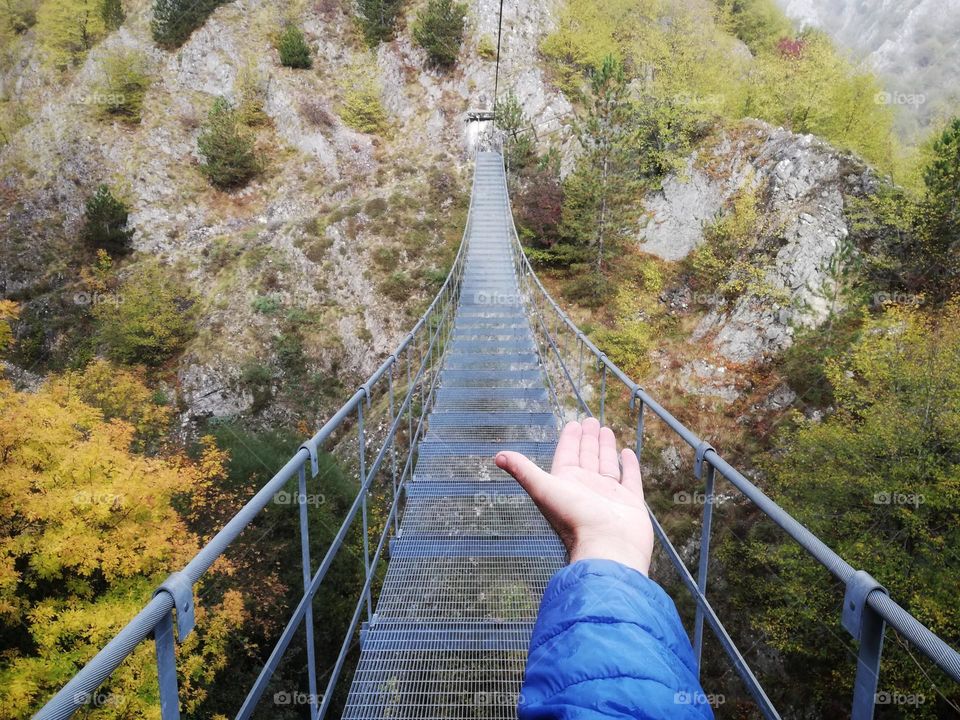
[{"x1": 518, "y1": 559, "x2": 715, "y2": 720}]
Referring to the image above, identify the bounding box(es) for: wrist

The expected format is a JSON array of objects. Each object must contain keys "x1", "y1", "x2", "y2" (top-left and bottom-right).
[{"x1": 568, "y1": 535, "x2": 651, "y2": 576}]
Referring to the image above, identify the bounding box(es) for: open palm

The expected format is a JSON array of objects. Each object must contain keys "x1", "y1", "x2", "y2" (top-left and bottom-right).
[{"x1": 495, "y1": 417, "x2": 654, "y2": 575}]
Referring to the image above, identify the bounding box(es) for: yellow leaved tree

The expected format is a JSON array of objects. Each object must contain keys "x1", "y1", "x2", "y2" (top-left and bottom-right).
[{"x1": 0, "y1": 359, "x2": 245, "y2": 717}]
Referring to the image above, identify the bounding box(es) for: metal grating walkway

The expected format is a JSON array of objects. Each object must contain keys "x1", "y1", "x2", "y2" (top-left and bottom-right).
[{"x1": 342, "y1": 152, "x2": 564, "y2": 719}]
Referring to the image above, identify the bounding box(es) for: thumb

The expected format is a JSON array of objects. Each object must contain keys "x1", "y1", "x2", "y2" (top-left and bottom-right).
[{"x1": 495, "y1": 451, "x2": 552, "y2": 502}]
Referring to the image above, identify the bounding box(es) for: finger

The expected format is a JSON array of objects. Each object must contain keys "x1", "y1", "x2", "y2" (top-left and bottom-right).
[
  {"x1": 620, "y1": 448, "x2": 644, "y2": 498},
  {"x1": 598, "y1": 426, "x2": 620, "y2": 480},
  {"x1": 495, "y1": 452, "x2": 553, "y2": 503},
  {"x1": 579, "y1": 417, "x2": 600, "y2": 473},
  {"x1": 551, "y1": 421, "x2": 582, "y2": 473}
]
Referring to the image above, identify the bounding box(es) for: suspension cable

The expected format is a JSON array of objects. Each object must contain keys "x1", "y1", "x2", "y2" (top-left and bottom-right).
[{"x1": 493, "y1": 0, "x2": 504, "y2": 118}]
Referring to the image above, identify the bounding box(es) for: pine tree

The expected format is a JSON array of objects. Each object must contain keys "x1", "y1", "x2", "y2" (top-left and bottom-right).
[
  {"x1": 356, "y1": 0, "x2": 404, "y2": 46},
  {"x1": 197, "y1": 97, "x2": 261, "y2": 189},
  {"x1": 81, "y1": 184, "x2": 134, "y2": 255},
  {"x1": 920, "y1": 117, "x2": 960, "y2": 268},
  {"x1": 412, "y1": 0, "x2": 466, "y2": 68},
  {"x1": 99, "y1": 0, "x2": 124, "y2": 30},
  {"x1": 494, "y1": 91, "x2": 534, "y2": 172},
  {"x1": 276, "y1": 24, "x2": 312, "y2": 69},
  {"x1": 151, "y1": 0, "x2": 223, "y2": 48},
  {"x1": 561, "y1": 55, "x2": 642, "y2": 296}
]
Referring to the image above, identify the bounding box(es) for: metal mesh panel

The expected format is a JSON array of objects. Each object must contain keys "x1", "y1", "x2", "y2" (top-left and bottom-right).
[
  {"x1": 400, "y1": 495, "x2": 553, "y2": 536},
  {"x1": 343, "y1": 151, "x2": 563, "y2": 720},
  {"x1": 374, "y1": 557, "x2": 562, "y2": 621},
  {"x1": 342, "y1": 651, "x2": 528, "y2": 720}
]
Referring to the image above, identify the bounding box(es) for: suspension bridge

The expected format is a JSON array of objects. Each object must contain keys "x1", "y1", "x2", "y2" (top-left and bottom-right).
[{"x1": 35, "y1": 148, "x2": 960, "y2": 720}]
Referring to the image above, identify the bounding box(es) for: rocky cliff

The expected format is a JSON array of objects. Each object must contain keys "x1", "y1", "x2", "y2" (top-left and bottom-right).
[
  {"x1": 641, "y1": 120, "x2": 873, "y2": 365},
  {"x1": 2, "y1": 0, "x2": 883, "y2": 424},
  {"x1": 0, "y1": 0, "x2": 572, "y2": 425}
]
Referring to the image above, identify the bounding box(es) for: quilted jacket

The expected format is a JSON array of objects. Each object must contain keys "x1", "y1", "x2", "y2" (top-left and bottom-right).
[{"x1": 518, "y1": 560, "x2": 715, "y2": 719}]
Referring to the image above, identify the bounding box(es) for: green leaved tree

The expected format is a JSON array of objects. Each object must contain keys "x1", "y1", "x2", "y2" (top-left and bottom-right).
[
  {"x1": 560, "y1": 55, "x2": 642, "y2": 298},
  {"x1": 494, "y1": 91, "x2": 535, "y2": 172},
  {"x1": 412, "y1": 0, "x2": 466, "y2": 68},
  {"x1": 81, "y1": 185, "x2": 134, "y2": 255},
  {"x1": 729, "y1": 302, "x2": 960, "y2": 716},
  {"x1": 94, "y1": 261, "x2": 196, "y2": 365},
  {"x1": 276, "y1": 24, "x2": 312, "y2": 69},
  {"x1": 151, "y1": 0, "x2": 223, "y2": 48},
  {"x1": 36, "y1": 0, "x2": 106, "y2": 68},
  {"x1": 916, "y1": 117, "x2": 960, "y2": 299},
  {"x1": 197, "y1": 97, "x2": 261, "y2": 189},
  {"x1": 99, "y1": 0, "x2": 123, "y2": 29},
  {"x1": 356, "y1": 0, "x2": 404, "y2": 46}
]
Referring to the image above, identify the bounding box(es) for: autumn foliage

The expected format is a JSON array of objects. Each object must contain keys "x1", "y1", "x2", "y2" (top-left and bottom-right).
[{"x1": 0, "y1": 362, "x2": 244, "y2": 717}]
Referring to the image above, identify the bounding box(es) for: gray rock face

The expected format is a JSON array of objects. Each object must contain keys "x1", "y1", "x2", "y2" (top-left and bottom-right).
[
  {"x1": 639, "y1": 157, "x2": 731, "y2": 261},
  {"x1": 647, "y1": 121, "x2": 871, "y2": 363},
  {"x1": 0, "y1": 0, "x2": 573, "y2": 424}
]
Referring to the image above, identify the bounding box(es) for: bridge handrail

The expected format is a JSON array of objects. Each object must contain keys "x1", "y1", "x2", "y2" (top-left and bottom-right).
[
  {"x1": 33, "y1": 162, "x2": 479, "y2": 720},
  {"x1": 498, "y1": 154, "x2": 960, "y2": 718}
]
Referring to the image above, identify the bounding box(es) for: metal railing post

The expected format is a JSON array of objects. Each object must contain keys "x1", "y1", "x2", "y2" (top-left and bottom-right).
[
  {"x1": 577, "y1": 340, "x2": 584, "y2": 420},
  {"x1": 633, "y1": 394, "x2": 645, "y2": 461},
  {"x1": 388, "y1": 365, "x2": 400, "y2": 534},
  {"x1": 357, "y1": 402, "x2": 372, "y2": 622},
  {"x1": 843, "y1": 571, "x2": 889, "y2": 720},
  {"x1": 599, "y1": 361, "x2": 607, "y2": 426},
  {"x1": 154, "y1": 613, "x2": 180, "y2": 720},
  {"x1": 694, "y1": 462, "x2": 716, "y2": 674},
  {"x1": 298, "y1": 463, "x2": 320, "y2": 719}
]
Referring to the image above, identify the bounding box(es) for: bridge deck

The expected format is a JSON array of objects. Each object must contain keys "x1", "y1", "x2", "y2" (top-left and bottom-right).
[{"x1": 342, "y1": 153, "x2": 563, "y2": 719}]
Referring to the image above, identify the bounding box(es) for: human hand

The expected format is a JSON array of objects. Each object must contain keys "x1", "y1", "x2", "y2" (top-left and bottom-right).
[{"x1": 495, "y1": 417, "x2": 654, "y2": 576}]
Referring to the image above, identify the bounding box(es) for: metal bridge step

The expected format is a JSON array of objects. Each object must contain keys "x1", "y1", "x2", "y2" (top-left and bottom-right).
[
  {"x1": 400, "y1": 495, "x2": 551, "y2": 536},
  {"x1": 427, "y1": 412, "x2": 556, "y2": 427},
  {"x1": 435, "y1": 387, "x2": 548, "y2": 400},
  {"x1": 424, "y1": 427, "x2": 557, "y2": 443},
  {"x1": 360, "y1": 621, "x2": 534, "y2": 651},
  {"x1": 416, "y1": 440, "x2": 555, "y2": 457},
  {"x1": 405, "y1": 480, "x2": 527, "y2": 498},
  {"x1": 372, "y1": 556, "x2": 562, "y2": 621},
  {"x1": 444, "y1": 355, "x2": 539, "y2": 371},
  {"x1": 447, "y1": 340, "x2": 535, "y2": 353},
  {"x1": 438, "y1": 369, "x2": 544, "y2": 387},
  {"x1": 412, "y1": 455, "x2": 551, "y2": 483},
  {"x1": 342, "y1": 651, "x2": 527, "y2": 720},
  {"x1": 389, "y1": 536, "x2": 566, "y2": 558},
  {"x1": 431, "y1": 398, "x2": 553, "y2": 413}
]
